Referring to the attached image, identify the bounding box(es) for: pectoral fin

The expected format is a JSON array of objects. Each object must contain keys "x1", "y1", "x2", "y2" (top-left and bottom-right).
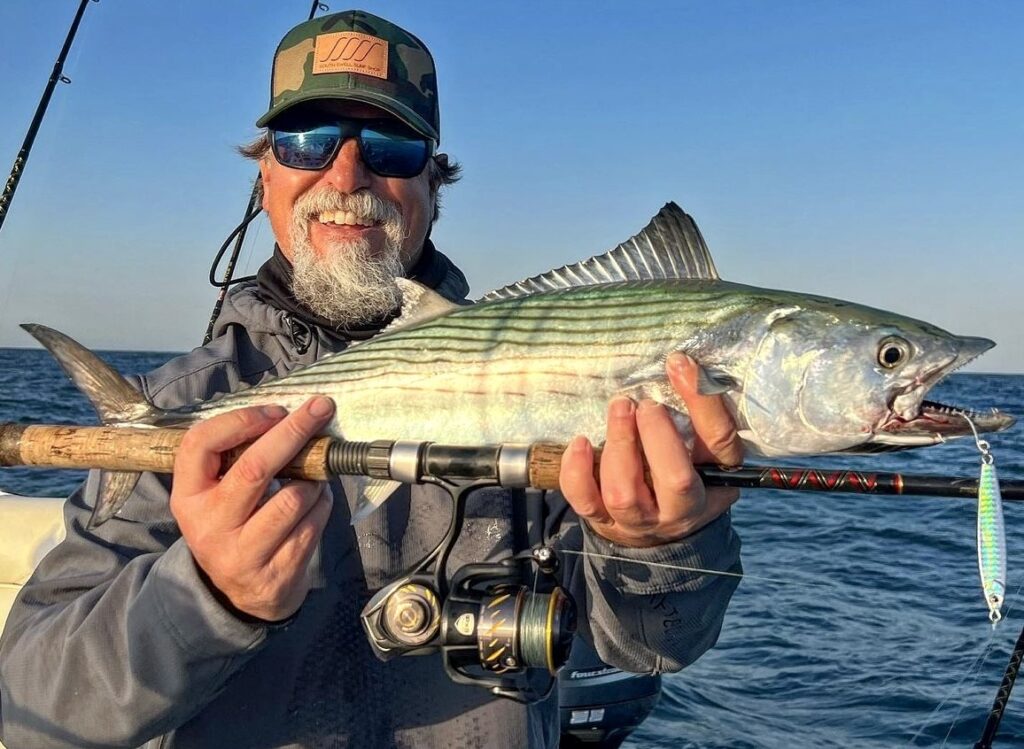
[
  {"x1": 375, "y1": 279, "x2": 463, "y2": 337},
  {"x1": 621, "y1": 359, "x2": 738, "y2": 397},
  {"x1": 88, "y1": 470, "x2": 141, "y2": 528},
  {"x1": 350, "y1": 478, "x2": 403, "y2": 524},
  {"x1": 694, "y1": 367, "x2": 739, "y2": 395}
]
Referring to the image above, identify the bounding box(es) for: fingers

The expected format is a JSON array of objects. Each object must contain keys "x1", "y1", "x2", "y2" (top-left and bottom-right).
[
  {"x1": 558, "y1": 436, "x2": 610, "y2": 524},
  {"x1": 667, "y1": 353, "x2": 744, "y2": 466},
  {"x1": 268, "y1": 483, "x2": 334, "y2": 576},
  {"x1": 598, "y1": 398, "x2": 656, "y2": 528},
  {"x1": 243, "y1": 481, "x2": 331, "y2": 562},
  {"x1": 634, "y1": 399, "x2": 698, "y2": 521},
  {"x1": 213, "y1": 396, "x2": 335, "y2": 527},
  {"x1": 168, "y1": 397, "x2": 337, "y2": 622},
  {"x1": 634, "y1": 399, "x2": 738, "y2": 536},
  {"x1": 559, "y1": 398, "x2": 659, "y2": 530},
  {"x1": 173, "y1": 405, "x2": 288, "y2": 497},
  {"x1": 706, "y1": 486, "x2": 741, "y2": 518},
  {"x1": 562, "y1": 356, "x2": 744, "y2": 547}
]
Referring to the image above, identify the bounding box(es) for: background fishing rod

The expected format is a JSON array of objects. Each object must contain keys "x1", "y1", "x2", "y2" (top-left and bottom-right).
[
  {"x1": 202, "y1": 0, "x2": 330, "y2": 345},
  {"x1": 0, "y1": 0, "x2": 98, "y2": 236},
  {"x1": 974, "y1": 621, "x2": 1024, "y2": 749},
  {"x1": 1, "y1": 423, "x2": 1021, "y2": 502}
]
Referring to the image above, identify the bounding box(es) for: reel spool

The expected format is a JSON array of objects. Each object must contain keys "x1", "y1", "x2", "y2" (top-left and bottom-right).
[{"x1": 476, "y1": 586, "x2": 575, "y2": 674}]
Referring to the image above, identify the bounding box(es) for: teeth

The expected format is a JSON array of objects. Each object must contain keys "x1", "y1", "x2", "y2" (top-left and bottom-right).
[
  {"x1": 927, "y1": 403, "x2": 979, "y2": 418},
  {"x1": 316, "y1": 211, "x2": 375, "y2": 226}
]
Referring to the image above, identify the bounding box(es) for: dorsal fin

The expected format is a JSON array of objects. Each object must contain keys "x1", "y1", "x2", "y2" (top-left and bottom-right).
[
  {"x1": 480, "y1": 202, "x2": 719, "y2": 302},
  {"x1": 376, "y1": 278, "x2": 462, "y2": 336}
]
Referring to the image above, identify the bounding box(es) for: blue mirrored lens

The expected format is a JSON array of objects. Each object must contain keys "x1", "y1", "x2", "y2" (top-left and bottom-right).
[
  {"x1": 272, "y1": 126, "x2": 342, "y2": 170},
  {"x1": 360, "y1": 125, "x2": 430, "y2": 178}
]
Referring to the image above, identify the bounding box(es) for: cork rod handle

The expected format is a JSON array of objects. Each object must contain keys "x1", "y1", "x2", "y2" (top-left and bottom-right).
[{"x1": 0, "y1": 423, "x2": 333, "y2": 480}]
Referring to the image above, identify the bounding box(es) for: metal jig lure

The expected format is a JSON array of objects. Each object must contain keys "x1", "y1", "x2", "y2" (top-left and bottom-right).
[{"x1": 963, "y1": 412, "x2": 1007, "y2": 625}]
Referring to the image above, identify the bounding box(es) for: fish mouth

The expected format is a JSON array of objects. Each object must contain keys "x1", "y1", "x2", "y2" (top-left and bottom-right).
[
  {"x1": 880, "y1": 400, "x2": 1016, "y2": 442},
  {"x1": 870, "y1": 336, "x2": 1015, "y2": 449}
]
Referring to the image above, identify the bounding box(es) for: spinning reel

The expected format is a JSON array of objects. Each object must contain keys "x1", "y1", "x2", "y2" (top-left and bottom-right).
[{"x1": 351, "y1": 443, "x2": 578, "y2": 702}]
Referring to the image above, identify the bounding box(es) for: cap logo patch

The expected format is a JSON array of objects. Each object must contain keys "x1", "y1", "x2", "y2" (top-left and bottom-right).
[{"x1": 313, "y1": 32, "x2": 388, "y2": 79}]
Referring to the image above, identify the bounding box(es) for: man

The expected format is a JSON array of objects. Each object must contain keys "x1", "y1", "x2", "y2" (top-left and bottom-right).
[{"x1": 0, "y1": 10, "x2": 742, "y2": 748}]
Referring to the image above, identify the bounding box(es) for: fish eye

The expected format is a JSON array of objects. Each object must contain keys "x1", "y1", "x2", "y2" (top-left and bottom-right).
[{"x1": 877, "y1": 336, "x2": 911, "y2": 368}]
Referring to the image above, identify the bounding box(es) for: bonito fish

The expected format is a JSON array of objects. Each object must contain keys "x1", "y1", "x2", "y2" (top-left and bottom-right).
[{"x1": 24, "y1": 203, "x2": 1014, "y2": 525}]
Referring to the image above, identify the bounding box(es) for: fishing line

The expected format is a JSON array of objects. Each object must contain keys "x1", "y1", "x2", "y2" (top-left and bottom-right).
[
  {"x1": 559, "y1": 549, "x2": 797, "y2": 587},
  {"x1": 202, "y1": 0, "x2": 327, "y2": 343},
  {"x1": 62, "y1": 0, "x2": 95, "y2": 87},
  {"x1": 904, "y1": 630, "x2": 994, "y2": 745},
  {"x1": 907, "y1": 569, "x2": 1024, "y2": 746},
  {"x1": 517, "y1": 551, "x2": 547, "y2": 670},
  {"x1": 239, "y1": 210, "x2": 266, "y2": 278},
  {"x1": 562, "y1": 518, "x2": 1018, "y2": 744},
  {"x1": 0, "y1": 256, "x2": 24, "y2": 340},
  {"x1": 940, "y1": 581, "x2": 1024, "y2": 748},
  {"x1": 940, "y1": 636, "x2": 1002, "y2": 747},
  {"x1": 561, "y1": 549, "x2": 997, "y2": 594}
]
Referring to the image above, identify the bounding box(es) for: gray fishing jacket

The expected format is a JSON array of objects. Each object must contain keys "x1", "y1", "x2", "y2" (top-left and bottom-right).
[{"x1": 0, "y1": 255, "x2": 741, "y2": 749}]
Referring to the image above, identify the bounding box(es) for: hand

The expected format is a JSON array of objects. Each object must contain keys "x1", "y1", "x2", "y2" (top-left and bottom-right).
[
  {"x1": 169, "y1": 396, "x2": 336, "y2": 622},
  {"x1": 560, "y1": 353, "x2": 742, "y2": 547}
]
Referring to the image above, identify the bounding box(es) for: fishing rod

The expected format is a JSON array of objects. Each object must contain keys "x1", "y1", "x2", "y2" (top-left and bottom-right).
[
  {"x1": 202, "y1": 0, "x2": 330, "y2": 345},
  {"x1": 1, "y1": 422, "x2": 1021, "y2": 501},
  {"x1": 0, "y1": 0, "x2": 98, "y2": 236},
  {"x1": 6, "y1": 421, "x2": 1023, "y2": 724}
]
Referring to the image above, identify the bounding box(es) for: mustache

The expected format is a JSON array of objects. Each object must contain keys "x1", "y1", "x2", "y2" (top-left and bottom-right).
[{"x1": 292, "y1": 188, "x2": 402, "y2": 225}]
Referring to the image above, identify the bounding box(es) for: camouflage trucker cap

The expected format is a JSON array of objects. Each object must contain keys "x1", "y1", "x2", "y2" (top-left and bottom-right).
[{"x1": 256, "y1": 10, "x2": 440, "y2": 141}]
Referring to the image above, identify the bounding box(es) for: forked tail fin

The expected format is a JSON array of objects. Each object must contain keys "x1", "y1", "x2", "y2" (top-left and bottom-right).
[
  {"x1": 21, "y1": 324, "x2": 159, "y2": 425},
  {"x1": 20, "y1": 324, "x2": 164, "y2": 528}
]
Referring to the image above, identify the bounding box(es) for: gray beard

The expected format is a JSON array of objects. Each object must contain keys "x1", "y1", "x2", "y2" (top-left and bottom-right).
[{"x1": 288, "y1": 189, "x2": 407, "y2": 327}]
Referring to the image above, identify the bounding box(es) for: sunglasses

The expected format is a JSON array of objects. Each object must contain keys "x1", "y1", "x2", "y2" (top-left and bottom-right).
[{"x1": 270, "y1": 118, "x2": 434, "y2": 178}]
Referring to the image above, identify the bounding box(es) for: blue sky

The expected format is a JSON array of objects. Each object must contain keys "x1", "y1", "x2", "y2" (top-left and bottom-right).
[{"x1": 0, "y1": 1, "x2": 1020, "y2": 372}]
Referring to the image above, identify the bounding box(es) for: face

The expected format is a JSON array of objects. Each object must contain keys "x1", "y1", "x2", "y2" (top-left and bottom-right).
[{"x1": 259, "y1": 101, "x2": 434, "y2": 270}]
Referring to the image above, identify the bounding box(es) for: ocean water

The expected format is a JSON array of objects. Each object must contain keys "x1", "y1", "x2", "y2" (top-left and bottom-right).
[{"x1": 0, "y1": 347, "x2": 1022, "y2": 748}]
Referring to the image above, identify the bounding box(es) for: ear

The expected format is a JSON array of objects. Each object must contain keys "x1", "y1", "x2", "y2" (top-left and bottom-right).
[
  {"x1": 429, "y1": 154, "x2": 445, "y2": 223},
  {"x1": 258, "y1": 158, "x2": 272, "y2": 212}
]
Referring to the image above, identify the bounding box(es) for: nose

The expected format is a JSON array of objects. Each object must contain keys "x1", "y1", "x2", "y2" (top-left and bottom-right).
[{"x1": 323, "y1": 137, "x2": 372, "y2": 193}]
